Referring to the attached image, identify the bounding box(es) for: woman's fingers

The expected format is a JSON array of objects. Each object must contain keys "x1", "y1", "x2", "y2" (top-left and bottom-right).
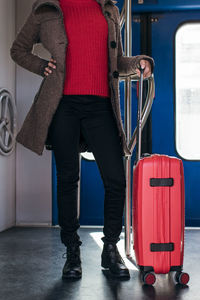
[
  {"x1": 140, "y1": 59, "x2": 152, "y2": 78},
  {"x1": 136, "y1": 60, "x2": 152, "y2": 78},
  {"x1": 48, "y1": 62, "x2": 56, "y2": 69},
  {"x1": 44, "y1": 59, "x2": 57, "y2": 76}
]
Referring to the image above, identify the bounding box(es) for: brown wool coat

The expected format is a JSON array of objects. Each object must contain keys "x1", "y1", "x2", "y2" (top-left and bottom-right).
[{"x1": 10, "y1": 0, "x2": 154, "y2": 156}]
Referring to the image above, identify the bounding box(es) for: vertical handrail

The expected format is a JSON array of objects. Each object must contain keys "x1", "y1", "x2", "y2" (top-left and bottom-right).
[
  {"x1": 77, "y1": 153, "x2": 81, "y2": 218},
  {"x1": 124, "y1": 0, "x2": 133, "y2": 257}
]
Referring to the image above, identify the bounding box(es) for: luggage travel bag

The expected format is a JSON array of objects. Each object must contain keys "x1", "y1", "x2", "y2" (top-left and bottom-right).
[{"x1": 132, "y1": 68, "x2": 190, "y2": 286}]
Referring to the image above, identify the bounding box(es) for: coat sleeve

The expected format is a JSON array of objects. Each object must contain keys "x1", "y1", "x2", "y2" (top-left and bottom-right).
[
  {"x1": 10, "y1": 8, "x2": 49, "y2": 78},
  {"x1": 114, "y1": 5, "x2": 155, "y2": 77}
]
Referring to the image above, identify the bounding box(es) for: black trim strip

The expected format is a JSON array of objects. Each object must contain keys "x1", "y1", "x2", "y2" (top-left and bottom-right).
[
  {"x1": 150, "y1": 243, "x2": 174, "y2": 252},
  {"x1": 150, "y1": 178, "x2": 174, "y2": 187}
]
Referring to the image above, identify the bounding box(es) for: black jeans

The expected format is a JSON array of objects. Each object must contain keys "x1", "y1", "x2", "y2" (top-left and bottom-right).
[{"x1": 48, "y1": 94, "x2": 126, "y2": 246}]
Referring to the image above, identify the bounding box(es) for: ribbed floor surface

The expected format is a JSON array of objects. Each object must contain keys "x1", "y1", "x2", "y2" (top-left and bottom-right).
[{"x1": 0, "y1": 227, "x2": 199, "y2": 300}]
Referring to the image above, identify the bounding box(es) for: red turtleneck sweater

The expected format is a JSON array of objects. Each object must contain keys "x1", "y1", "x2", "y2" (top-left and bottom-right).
[{"x1": 59, "y1": 0, "x2": 110, "y2": 97}]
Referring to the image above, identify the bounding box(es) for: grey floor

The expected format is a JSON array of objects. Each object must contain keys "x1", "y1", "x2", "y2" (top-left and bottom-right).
[{"x1": 0, "y1": 227, "x2": 199, "y2": 300}]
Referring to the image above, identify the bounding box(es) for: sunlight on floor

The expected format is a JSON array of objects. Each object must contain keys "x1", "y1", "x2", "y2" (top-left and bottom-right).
[{"x1": 90, "y1": 231, "x2": 138, "y2": 271}]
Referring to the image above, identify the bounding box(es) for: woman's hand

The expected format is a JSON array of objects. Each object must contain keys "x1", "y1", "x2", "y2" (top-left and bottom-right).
[
  {"x1": 136, "y1": 59, "x2": 152, "y2": 79},
  {"x1": 44, "y1": 58, "x2": 57, "y2": 76}
]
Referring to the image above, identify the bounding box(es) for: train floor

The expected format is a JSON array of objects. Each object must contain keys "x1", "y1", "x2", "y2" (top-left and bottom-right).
[{"x1": 0, "y1": 226, "x2": 199, "y2": 300}]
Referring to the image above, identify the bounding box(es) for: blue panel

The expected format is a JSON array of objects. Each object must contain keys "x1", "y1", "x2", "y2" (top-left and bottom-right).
[
  {"x1": 79, "y1": 159, "x2": 104, "y2": 225},
  {"x1": 151, "y1": 11, "x2": 200, "y2": 226},
  {"x1": 131, "y1": 0, "x2": 200, "y2": 13}
]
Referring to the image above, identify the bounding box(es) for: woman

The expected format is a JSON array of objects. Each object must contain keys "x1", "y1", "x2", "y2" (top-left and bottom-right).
[{"x1": 10, "y1": 0, "x2": 154, "y2": 280}]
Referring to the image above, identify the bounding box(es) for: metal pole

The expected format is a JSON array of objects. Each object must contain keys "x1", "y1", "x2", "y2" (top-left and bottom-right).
[
  {"x1": 77, "y1": 153, "x2": 81, "y2": 218},
  {"x1": 124, "y1": 0, "x2": 132, "y2": 257}
]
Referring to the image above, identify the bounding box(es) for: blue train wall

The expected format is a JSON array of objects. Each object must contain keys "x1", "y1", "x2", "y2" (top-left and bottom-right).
[{"x1": 131, "y1": 0, "x2": 200, "y2": 12}]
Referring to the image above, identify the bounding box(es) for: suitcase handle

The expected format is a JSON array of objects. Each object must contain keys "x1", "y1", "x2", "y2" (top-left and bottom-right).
[{"x1": 136, "y1": 67, "x2": 144, "y2": 162}]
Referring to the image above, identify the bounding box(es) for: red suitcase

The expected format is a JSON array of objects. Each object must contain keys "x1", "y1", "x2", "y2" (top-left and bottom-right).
[{"x1": 132, "y1": 68, "x2": 189, "y2": 285}]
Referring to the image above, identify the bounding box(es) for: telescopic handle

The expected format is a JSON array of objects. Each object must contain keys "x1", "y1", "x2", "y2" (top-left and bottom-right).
[{"x1": 136, "y1": 67, "x2": 144, "y2": 162}]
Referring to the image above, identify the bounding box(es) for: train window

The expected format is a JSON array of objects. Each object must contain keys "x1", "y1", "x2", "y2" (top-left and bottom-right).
[{"x1": 175, "y1": 23, "x2": 200, "y2": 160}]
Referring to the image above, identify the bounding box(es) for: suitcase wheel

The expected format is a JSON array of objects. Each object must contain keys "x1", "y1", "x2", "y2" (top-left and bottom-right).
[
  {"x1": 142, "y1": 272, "x2": 156, "y2": 285},
  {"x1": 175, "y1": 272, "x2": 190, "y2": 285}
]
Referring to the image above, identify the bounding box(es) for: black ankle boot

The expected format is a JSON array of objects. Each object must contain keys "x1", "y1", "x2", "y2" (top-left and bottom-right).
[
  {"x1": 62, "y1": 243, "x2": 82, "y2": 279},
  {"x1": 101, "y1": 243, "x2": 130, "y2": 278}
]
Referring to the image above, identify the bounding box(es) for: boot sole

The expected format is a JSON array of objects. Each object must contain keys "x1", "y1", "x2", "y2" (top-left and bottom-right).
[
  {"x1": 101, "y1": 261, "x2": 130, "y2": 279},
  {"x1": 62, "y1": 273, "x2": 82, "y2": 280},
  {"x1": 62, "y1": 270, "x2": 82, "y2": 280}
]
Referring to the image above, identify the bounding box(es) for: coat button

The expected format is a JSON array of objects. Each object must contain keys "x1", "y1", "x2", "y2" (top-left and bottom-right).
[
  {"x1": 113, "y1": 70, "x2": 119, "y2": 78},
  {"x1": 110, "y1": 41, "x2": 117, "y2": 48}
]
